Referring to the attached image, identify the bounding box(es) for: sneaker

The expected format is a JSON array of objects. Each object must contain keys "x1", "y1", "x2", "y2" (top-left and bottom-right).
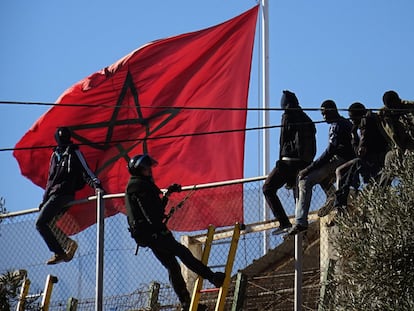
[
  {"x1": 65, "y1": 239, "x2": 78, "y2": 262},
  {"x1": 286, "y1": 224, "x2": 308, "y2": 236},
  {"x1": 317, "y1": 195, "x2": 335, "y2": 217},
  {"x1": 46, "y1": 253, "x2": 68, "y2": 265},
  {"x1": 272, "y1": 223, "x2": 292, "y2": 235},
  {"x1": 211, "y1": 272, "x2": 226, "y2": 288}
]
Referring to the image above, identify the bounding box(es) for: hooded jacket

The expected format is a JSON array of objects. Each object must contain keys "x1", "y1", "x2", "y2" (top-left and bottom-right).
[
  {"x1": 358, "y1": 111, "x2": 390, "y2": 157},
  {"x1": 43, "y1": 143, "x2": 99, "y2": 201},
  {"x1": 279, "y1": 91, "x2": 316, "y2": 164}
]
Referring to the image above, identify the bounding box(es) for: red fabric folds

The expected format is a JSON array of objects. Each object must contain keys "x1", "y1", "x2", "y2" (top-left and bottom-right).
[{"x1": 13, "y1": 6, "x2": 258, "y2": 233}]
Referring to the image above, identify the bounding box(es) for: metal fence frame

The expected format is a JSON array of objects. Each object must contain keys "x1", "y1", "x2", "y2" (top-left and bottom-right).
[{"x1": 1, "y1": 176, "x2": 329, "y2": 311}]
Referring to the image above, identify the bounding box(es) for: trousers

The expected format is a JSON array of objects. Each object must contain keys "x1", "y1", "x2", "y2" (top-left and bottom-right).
[
  {"x1": 263, "y1": 160, "x2": 307, "y2": 226},
  {"x1": 295, "y1": 157, "x2": 346, "y2": 226},
  {"x1": 137, "y1": 231, "x2": 215, "y2": 304},
  {"x1": 36, "y1": 193, "x2": 73, "y2": 254}
]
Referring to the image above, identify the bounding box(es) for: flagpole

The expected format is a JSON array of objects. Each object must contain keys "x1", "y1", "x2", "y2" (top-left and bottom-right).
[
  {"x1": 260, "y1": 0, "x2": 270, "y2": 255},
  {"x1": 95, "y1": 189, "x2": 104, "y2": 311},
  {"x1": 259, "y1": 4, "x2": 304, "y2": 307}
]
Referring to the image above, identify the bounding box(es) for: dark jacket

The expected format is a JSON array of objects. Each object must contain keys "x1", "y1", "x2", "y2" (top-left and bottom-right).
[
  {"x1": 308, "y1": 116, "x2": 354, "y2": 171},
  {"x1": 279, "y1": 99, "x2": 316, "y2": 164},
  {"x1": 43, "y1": 144, "x2": 99, "y2": 201},
  {"x1": 125, "y1": 175, "x2": 169, "y2": 241},
  {"x1": 358, "y1": 111, "x2": 390, "y2": 157},
  {"x1": 379, "y1": 101, "x2": 414, "y2": 151}
]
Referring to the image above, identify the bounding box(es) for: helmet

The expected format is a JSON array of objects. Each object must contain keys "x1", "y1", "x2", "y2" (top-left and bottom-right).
[
  {"x1": 128, "y1": 154, "x2": 158, "y2": 176},
  {"x1": 55, "y1": 127, "x2": 72, "y2": 146}
]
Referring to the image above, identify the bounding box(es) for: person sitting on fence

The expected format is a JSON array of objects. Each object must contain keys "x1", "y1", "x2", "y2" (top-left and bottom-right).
[
  {"x1": 319, "y1": 102, "x2": 390, "y2": 216},
  {"x1": 36, "y1": 127, "x2": 103, "y2": 265},
  {"x1": 125, "y1": 154, "x2": 225, "y2": 311},
  {"x1": 263, "y1": 90, "x2": 316, "y2": 235},
  {"x1": 287, "y1": 100, "x2": 355, "y2": 235},
  {"x1": 379, "y1": 90, "x2": 414, "y2": 186}
]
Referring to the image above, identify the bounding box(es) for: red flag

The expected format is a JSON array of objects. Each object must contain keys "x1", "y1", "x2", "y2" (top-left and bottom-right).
[{"x1": 13, "y1": 6, "x2": 258, "y2": 233}]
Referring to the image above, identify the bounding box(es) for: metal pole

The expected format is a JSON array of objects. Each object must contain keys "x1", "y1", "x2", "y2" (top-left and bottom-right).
[
  {"x1": 95, "y1": 189, "x2": 104, "y2": 311},
  {"x1": 294, "y1": 233, "x2": 303, "y2": 311},
  {"x1": 231, "y1": 272, "x2": 248, "y2": 311},
  {"x1": 261, "y1": 0, "x2": 271, "y2": 255}
]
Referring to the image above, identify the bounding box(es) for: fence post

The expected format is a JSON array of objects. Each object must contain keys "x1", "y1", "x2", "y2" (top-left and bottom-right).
[
  {"x1": 231, "y1": 272, "x2": 247, "y2": 311},
  {"x1": 16, "y1": 270, "x2": 30, "y2": 311},
  {"x1": 41, "y1": 274, "x2": 58, "y2": 311},
  {"x1": 294, "y1": 233, "x2": 303, "y2": 311},
  {"x1": 147, "y1": 282, "x2": 160, "y2": 310},
  {"x1": 181, "y1": 235, "x2": 202, "y2": 293},
  {"x1": 95, "y1": 189, "x2": 105, "y2": 311},
  {"x1": 66, "y1": 297, "x2": 78, "y2": 311},
  {"x1": 318, "y1": 259, "x2": 336, "y2": 311}
]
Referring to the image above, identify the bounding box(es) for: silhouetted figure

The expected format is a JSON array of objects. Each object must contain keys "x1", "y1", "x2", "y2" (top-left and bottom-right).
[
  {"x1": 263, "y1": 90, "x2": 316, "y2": 234},
  {"x1": 36, "y1": 127, "x2": 102, "y2": 265},
  {"x1": 125, "y1": 154, "x2": 225, "y2": 311},
  {"x1": 287, "y1": 100, "x2": 354, "y2": 235}
]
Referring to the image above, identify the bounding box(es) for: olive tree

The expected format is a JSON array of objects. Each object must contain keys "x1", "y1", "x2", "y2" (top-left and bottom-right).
[{"x1": 323, "y1": 152, "x2": 414, "y2": 310}]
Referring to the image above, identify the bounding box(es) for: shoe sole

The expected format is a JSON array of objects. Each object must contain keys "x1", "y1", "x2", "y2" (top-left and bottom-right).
[
  {"x1": 272, "y1": 227, "x2": 291, "y2": 235},
  {"x1": 283, "y1": 228, "x2": 307, "y2": 240},
  {"x1": 47, "y1": 259, "x2": 65, "y2": 265},
  {"x1": 317, "y1": 197, "x2": 335, "y2": 217},
  {"x1": 65, "y1": 241, "x2": 78, "y2": 262},
  {"x1": 46, "y1": 256, "x2": 67, "y2": 265},
  {"x1": 286, "y1": 226, "x2": 308, "y2": 236},
  {"x1": 317, "y1": 203, "x2": 335, "y2": 217}
]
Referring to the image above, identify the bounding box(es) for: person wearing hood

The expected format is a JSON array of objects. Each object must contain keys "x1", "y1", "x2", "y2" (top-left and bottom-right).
[
  {"x1": 36, "y1": 127, "x2": 103, "y2": 265},
  {"x1": 263, "y1": 90, "x2": 316, "y2": 234},
  {"x1": 287, "y1": 100, "x2": 355, "y2": 235}
]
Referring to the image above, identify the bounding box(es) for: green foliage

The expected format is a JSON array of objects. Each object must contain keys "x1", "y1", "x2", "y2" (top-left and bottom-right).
[
  {"x1": 0, "y1": 270, "x2": 26, "y2": 311},
  {"x1": 325, "y1": 152, "x2": 414, "y2": 310}
]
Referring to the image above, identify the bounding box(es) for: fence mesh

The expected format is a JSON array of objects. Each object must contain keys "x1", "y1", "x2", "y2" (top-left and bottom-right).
[{"x1": 0, "y1": 177, "x2": 329, "y2": 310}]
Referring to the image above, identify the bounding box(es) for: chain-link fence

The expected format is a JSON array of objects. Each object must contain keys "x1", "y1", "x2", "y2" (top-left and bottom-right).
[{"x1": 0, "y1": 177, "x2": 329, "y2": 310}]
